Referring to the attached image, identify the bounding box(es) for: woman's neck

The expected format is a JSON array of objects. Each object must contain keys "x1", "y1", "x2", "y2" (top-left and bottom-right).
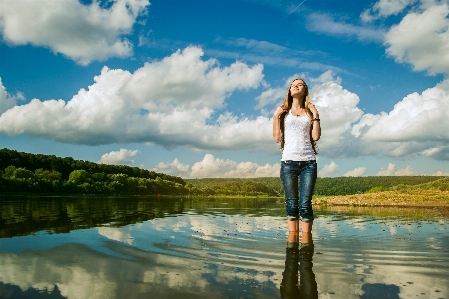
[{"x1": 291, "y1": 97, "x2": 305, "y2": 109}]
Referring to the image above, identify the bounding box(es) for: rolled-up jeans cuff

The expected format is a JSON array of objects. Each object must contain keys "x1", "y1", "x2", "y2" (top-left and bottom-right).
[{"x1": 300, "y1": 217, "x2": 313, "y2": 223}]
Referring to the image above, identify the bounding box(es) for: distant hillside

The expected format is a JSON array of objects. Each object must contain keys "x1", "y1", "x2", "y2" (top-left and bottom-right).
[
  {"x1": 0, "y1": 148, "x2": 183, "y2": 184},
  {"x1": 314, "y1": 176, "x2": 444, "y2": 196},
  {"x1": 1, "y1": 148, "x2": 445, "y2": 197},
  {"x1": 186, "y1": 176, "x2": 445, "y2": 197},
  {"x1": 0, "y1": 148, "x2": 185, "y2": 195},
  {"x1": 392, "y1": 177, "x2": 449, "y2": 191}
]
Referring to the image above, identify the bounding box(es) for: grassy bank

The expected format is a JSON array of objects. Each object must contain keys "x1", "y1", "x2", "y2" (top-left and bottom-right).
[{"x1": 315, "y1": 190, "x2": 449, "y2": 207}]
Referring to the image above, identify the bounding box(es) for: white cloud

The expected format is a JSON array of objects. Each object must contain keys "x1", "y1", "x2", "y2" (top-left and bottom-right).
[
  {"x1": 255, "y1": 87, "x2": 285, "y2": 109},
  {"x1": 318, "y1": 161, "x2": 339, "y2": 177},
  {"x1": 153, "y1": 154, "x2": 280, "y2": 178},
  {"x1": 352, "y1": 79, "x2": 449, "y2": 149},
  {"x1": 422, "y1": 146, "x2": 449, "y2": 161},
  {"x1": 0, "y1": 0, "x2": 150, "y2": 65},
  {"x1": 0, "y1": 46, "x2": 267, "y2": 151},
  {"x1": 376, "y1": 163, "x2": 416, "y2": 175},
  {"x1": 433, "y1": 170, "x2": 449, "y2": 176},
  {"x1": 309, "y1": 70, "x2": 341, "y2": 85},
  {"x1": 98, "y1": 149, "x2": 140, "y2": 165},
  {"x1": 361, "y1": 0, "x2": 416, "y2": 22},
  {"x1": 306, "y1": 13, "x2": 385, "y2": 43},
  {"x1": 343, "y1": 76, "x2": 449, "y2": 160},
  {"x1": 224, "y1": 161, "x2": 280, "y2": 178},
  {"x1": 0, "y1": 78, "x2": 24, "y2": 115},
  {"x1": 1, "y1": 37, "x2": 448, "y2": 164},
  {"x1": 309, "y1": 78, "x2": 364, "y2": 151},
  {"x1": 343, "y1": 167, "x2": 367, "y2": 177},
  {"x1": 190, "y1": 154, "x2": 236, "y2": 178},
  {"x1": 152, "y1": 158, "x2": 190, "y2": 177},
  {"x1": 384, "y1": 4, "x2": 449, "y2": 75}
]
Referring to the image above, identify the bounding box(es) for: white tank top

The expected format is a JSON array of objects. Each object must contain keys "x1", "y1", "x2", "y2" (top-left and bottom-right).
[{"x1": 281, "y1": 111, "x2": 316, "y2": 161}]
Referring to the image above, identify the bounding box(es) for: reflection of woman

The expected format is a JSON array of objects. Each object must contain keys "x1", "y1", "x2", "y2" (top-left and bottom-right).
[
  {"x1": 280, "y1": 232, "x2": 318, "y2": 299},
  {"x1": 273, "y1": 78, "x2": 320, "y2": 233}
]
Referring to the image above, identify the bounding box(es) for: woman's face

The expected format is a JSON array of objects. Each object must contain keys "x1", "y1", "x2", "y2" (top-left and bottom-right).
[{"x1": 290, "y1": 80, "x2": 306, "y2": 97}]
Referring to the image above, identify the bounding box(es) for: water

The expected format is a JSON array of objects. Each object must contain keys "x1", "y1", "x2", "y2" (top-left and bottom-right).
[{"x1": 0, "y1": 195, "x2": 448, "y2": 299}]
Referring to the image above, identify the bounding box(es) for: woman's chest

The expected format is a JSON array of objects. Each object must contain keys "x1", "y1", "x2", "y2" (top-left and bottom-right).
[{"x1": 285, "y1": 113, "x2": 310, "y2": 132}]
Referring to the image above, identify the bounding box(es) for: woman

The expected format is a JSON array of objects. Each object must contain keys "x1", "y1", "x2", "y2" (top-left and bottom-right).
[{"x1": 273, "y1": 78, "x2": 321, "y2": 233}]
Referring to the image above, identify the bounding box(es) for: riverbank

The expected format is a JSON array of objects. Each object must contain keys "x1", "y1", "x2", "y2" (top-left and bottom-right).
[
  {"x1": 314, "y1": 190, "x2": 449, "y2": 207},
  {"x1": 314, "y1": 190, "x2": 449, "y2": 217}
]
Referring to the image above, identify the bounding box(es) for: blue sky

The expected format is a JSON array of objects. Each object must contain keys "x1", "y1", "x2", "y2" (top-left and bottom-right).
[{"x1": 1, "y1": 0, "x2": 448, "y2": 178}]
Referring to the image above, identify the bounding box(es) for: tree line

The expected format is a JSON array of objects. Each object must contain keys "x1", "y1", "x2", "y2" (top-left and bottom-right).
[
  {"x1": 186, "y1": 175, "x2": 445, "y2": 197},
  {"x1": 1, "y1": 148, "x2": 445, "y2": 196},
  {"x1": 0, "y1": 148, "x2": 186, "y2": 195}
]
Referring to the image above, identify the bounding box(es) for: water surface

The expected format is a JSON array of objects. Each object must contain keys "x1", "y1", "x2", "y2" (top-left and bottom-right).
[{"x1": 0, "y1": 195, "x2": 448, "y2": 299}]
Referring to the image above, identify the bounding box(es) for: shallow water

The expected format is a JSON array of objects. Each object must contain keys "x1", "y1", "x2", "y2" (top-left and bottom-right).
[{"x1": 0, "y1": 195, "x2": 448, "y2": 299}]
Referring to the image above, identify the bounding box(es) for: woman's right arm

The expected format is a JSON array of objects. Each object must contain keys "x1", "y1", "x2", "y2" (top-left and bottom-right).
[{"x1": 273, "y1": 106, "x2": 284, "y2": 143}]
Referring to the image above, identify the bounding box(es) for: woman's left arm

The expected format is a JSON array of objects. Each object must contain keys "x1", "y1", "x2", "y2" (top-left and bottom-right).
[{"x1": 308, "y1": 103, "x2": 321, "y2": 141}]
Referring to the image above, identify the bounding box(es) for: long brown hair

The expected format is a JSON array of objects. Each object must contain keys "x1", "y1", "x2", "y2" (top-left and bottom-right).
[{"x1": 279, "y1": 78, "x2": 318, "y2": 154}]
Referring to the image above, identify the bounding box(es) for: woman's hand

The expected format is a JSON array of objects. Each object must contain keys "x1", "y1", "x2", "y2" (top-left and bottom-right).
[{"x1": 274, "y1": 105, "x2": 287, "y2": 118}]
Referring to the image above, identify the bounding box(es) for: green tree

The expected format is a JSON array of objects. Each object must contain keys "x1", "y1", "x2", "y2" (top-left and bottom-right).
[
  {"x1": 12, "y1": 168, "x2": 35, "y2": 179},
  {"x1": 4, "y1": 165, "x2": 17, "y2": 178},
  {"x1": 35, "y1": 169, "x2": 62, "y2": 181},
  {"x1": 69, "y1": 170, "x2": 92, "y2": 184}
]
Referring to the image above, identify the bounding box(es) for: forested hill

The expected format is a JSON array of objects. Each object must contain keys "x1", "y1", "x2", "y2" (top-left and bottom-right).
[
  {"x1": 0, "y1": 148, "x2": 185, "y2": 194},
  {"x1": 186, "y1": 176, "x2": 445, "y2": 197},
  {"x1": 1, "y1": 148, "x2": 445, "y2": 196},
  {"x1": 0, "y1": 148, "x2": 183, "y2": 184}
]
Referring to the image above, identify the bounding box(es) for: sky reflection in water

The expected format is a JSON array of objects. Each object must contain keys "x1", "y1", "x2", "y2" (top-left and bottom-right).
[{"x1": 0, "y1": 196, "x2": 448, "y2": 299}]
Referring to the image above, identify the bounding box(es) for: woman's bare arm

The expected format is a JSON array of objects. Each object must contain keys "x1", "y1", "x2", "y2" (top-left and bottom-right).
[
  {"x1": 272, "y1": 106, "x2": 285, "y2": 143},
  {"x1": 308, "y1": 103, "x2": 321, "y2": 141}
]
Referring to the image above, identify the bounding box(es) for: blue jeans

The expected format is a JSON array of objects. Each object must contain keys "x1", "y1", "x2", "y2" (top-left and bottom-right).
[{"x1": 280, "y1": 160, "x2": 317, "y2": 222}]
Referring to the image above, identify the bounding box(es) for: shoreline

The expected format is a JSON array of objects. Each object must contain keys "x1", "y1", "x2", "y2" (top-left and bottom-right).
[{"x1": 313, "y1": 190, "x2": 449, "y2": 207}]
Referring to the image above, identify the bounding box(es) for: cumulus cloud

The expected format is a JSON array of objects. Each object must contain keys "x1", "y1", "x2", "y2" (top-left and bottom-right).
[
  {"x1": 2, "y1": 41, "x2": 447, "y2": 164},
  {"x1": 361, "y1": 0, "x2": 416, "y2": 22},
  {"x1": 433, "y1": 170, "x2": 449, "y2": 176},
  {"x1": 306, "y1": 13, "x2": 385, "y2": 43},
  {"x1": 318, "y1": 161, "x2": 339, "y2": 177},
  {"x1": 0, "y1": 0, "x2": 149, "y2": 65},
  {"x1": 153, "y1": 154, "x2": 280, "y2": 178},
  {"x1": 190, "y1": 154, "x2": 237, "y2": 178},
  {"x1": 255, "y1": 87, "x2": 285, "y2": 109},
  {"x1": 343, "y1": 167, "x2": 367, "y2": 177},
  {"x1": 384, "y1": 4, "x2": 449, "y2": 75},
  {"x1": 152, "y1": 158, "x2": 190, "y2": 177},
  {"x1": 224, "y1": 161, "x2": 280, "y2": 178},
  {"x1": 422, "y1": 146, "x2": 449, "y2": 161},
  {"x1": 376, "y1": 163, "x2": 416, "y2": 175},
  {"x1": 0, "y1": 46, "x2": 268, "y2": 151},
  {"x1": 352, "y1": 79, "x2": 449, "y2": 158},
  {"x1": 98, "y1": 148, "x2": 140, "y2": 165},
  {"x1": 309, "y1": 74, "x2": 364, "y2": 151},
  {"x1": 0, "y1": 78, "x2": 24, "y2": 115}
]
